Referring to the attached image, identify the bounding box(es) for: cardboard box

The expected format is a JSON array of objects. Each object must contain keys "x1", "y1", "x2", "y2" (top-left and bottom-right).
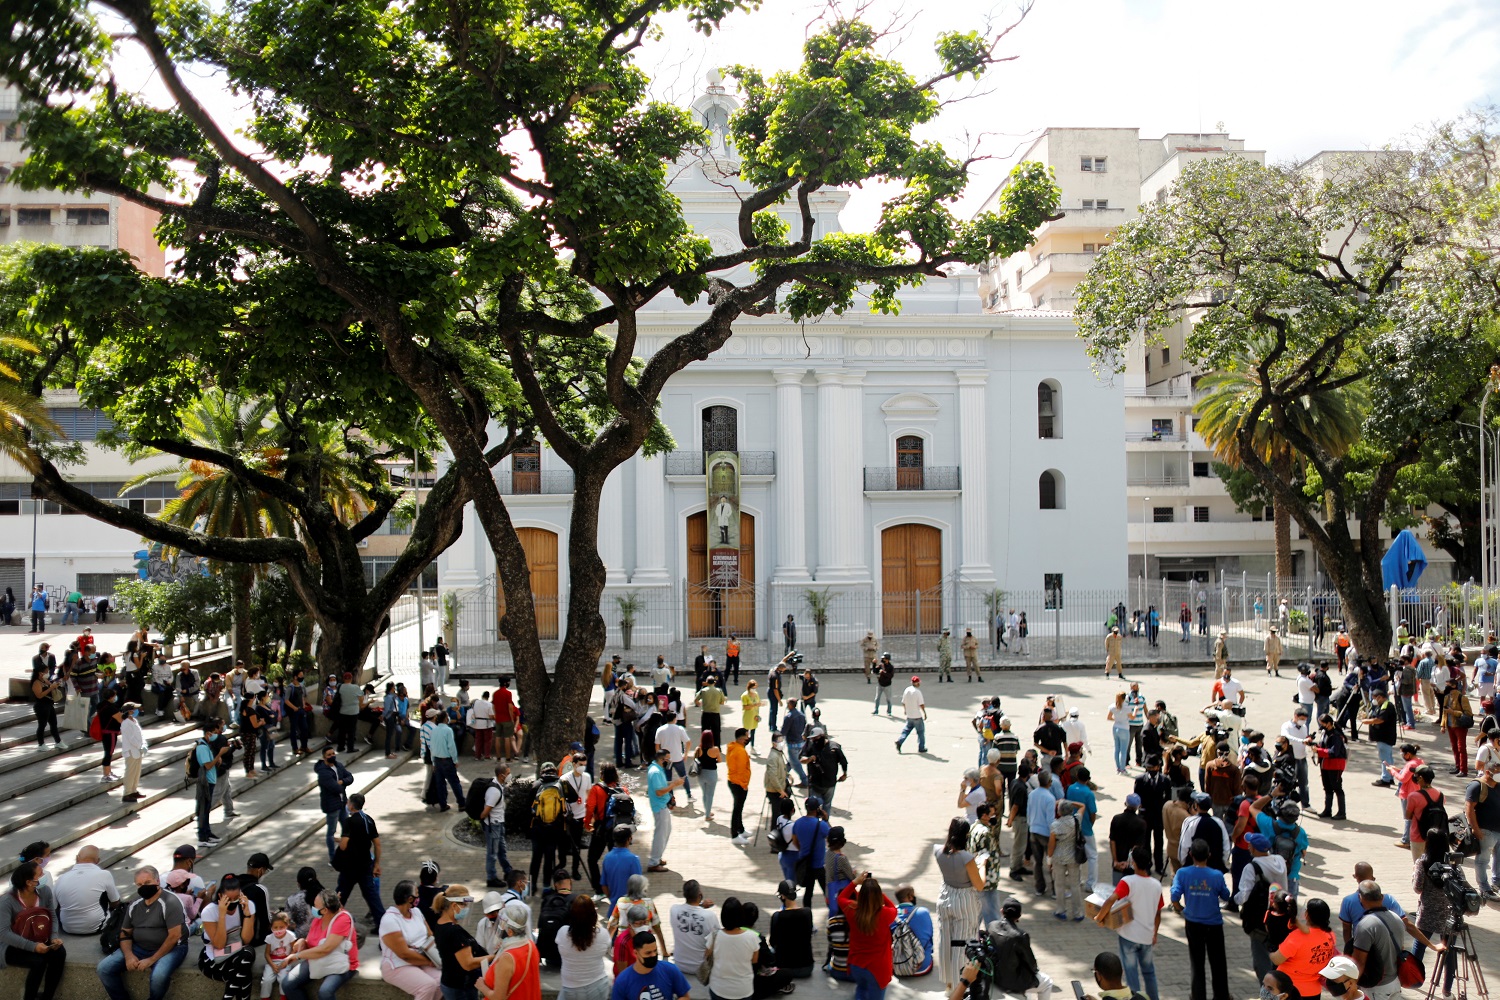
[{"x1": 1085, "y1": 892, "x2": 1132, "y2": 929}]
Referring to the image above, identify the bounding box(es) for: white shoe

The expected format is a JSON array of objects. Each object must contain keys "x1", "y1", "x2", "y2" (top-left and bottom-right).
[{"x1": 733, "y1": 834, "x2": 750, "y2": 846}]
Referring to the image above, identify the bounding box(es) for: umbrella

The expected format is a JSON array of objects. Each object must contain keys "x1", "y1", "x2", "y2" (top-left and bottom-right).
[{"x1": 1381, "y1": 529, "x2": 1428, "y2": 590}]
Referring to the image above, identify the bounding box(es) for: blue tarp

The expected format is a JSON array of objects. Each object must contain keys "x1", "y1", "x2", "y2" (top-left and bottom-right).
[{"x1": 1381, "y1": 529, "x2": 1428, "y2": 590}]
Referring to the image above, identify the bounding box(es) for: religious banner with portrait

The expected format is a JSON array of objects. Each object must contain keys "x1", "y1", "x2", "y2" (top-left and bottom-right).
[{"x1": 706, "y1": 450, "x2": 741, "y2": 588}]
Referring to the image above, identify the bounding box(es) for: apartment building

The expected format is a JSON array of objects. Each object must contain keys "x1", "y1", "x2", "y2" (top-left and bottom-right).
[{"x1": 977, "y1": 128, "x2": 1429, "y2": 587}]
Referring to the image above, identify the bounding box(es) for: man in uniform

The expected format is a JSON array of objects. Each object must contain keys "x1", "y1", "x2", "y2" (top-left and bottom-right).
[
  {"x1": 1105, "y1": 626, "x2": 1125, "y2": 679},
  {"x1": 938, "y1": 628, "x2": 954, "y2": 683},
  {"x1": 1265, "y1": 627, "x2": 1284, "y2": 678},
  {"x1": 859, "y1": 631, "x2": 878, "y2": 685},
  {"x1": 962, "y1": 628, "x2": 982, "y2": 681}
]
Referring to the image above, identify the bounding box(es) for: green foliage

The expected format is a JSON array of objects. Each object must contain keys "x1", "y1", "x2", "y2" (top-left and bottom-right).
[
  {"x1": 114, "y1": 574, "x2": 233, "y2": 643},
  {"x1": 250, "y1": 572, "x2": 305, "y2": 653},
  {"x1": 614, "y1": 591, "x2": 644, "y2": 627},
  {"x1": 803, "y1": 587, "x2": 833, "y2": 626}
]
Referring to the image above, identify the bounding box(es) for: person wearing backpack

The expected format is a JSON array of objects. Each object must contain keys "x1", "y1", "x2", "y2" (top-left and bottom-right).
[
  {"x1": 1255, "y1": 803, "x2": 1309, "y2": 898},
  {"x1": 471, "y1": 763, "x2": 511, "y2": 889},
  {"x1": 1, "y1": 861, "x2": 65, "y2": 1000},
  {"x1": 530, "y1": 762, "x2": 572, "y2": 890},
  {"x1": 890, "y1": 885, "x2": 933, "y2": 978},
  {"x1": 1232, "y1": 833, "x2": 1288, "y2": 980},
  {"x1": 1403, "y1": 766, "x2": 1447, "y2": 862}
]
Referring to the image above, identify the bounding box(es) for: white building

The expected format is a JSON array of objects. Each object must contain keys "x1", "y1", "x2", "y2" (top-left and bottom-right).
[
  {"x1": 976, "y1": 128, "x2": 1441, "y2": 590},
  {"x1": 439, "y1": 77, "x2": 1127, "y2": 647}
]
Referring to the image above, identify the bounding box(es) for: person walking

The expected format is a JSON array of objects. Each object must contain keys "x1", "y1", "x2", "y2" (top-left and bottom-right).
[
  {"x1": 895, "y1": 676, "x2": 927, "y2": 754},
  {"x1": 727, "y1": 728, "x2": 752, "y2": 846},
  {"x1": 872, "y1": 655, "x2": 895, "y2": 714},
  {"x1": 1106, "y1": 693, "x2": 1131, "y2": 776},
  {"x1": 29, "y1": 654, "x2": 62, "y2": 749},
  {"x1": 1171, "y1": 840, "x2": 1232, "y2": 1000},
  {"x1": 1264, "y1": 628, "x2": 1284, "y2": 678},
  {"x1": 962, "y1": 629, "x2": 981, "y2": 681},
  {"x1": 740, "y1": 682, "x2": 762, "y2": 751},
  {"x1": 646, "y1": 748, "x2": 683, "y2": 872},
  {"x1": 316, "y1": 745, "x2": 355, "y2": 865},
  {"x1": 335, "y1": 792, "x2": 386, "y2": 931},
  {"x1": 1104, "y1": 627, "x2": 1124, "y2": 679},
  {"x1": 428, "y1": 714, "x2": 465, "y2": 812},
  {"x1": 692, "y1": 678, "x2": 725, "y2": 748}
]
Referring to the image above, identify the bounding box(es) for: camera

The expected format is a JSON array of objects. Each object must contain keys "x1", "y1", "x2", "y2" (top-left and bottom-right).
[
  {"x1": 1204, "y1": 724, "x2": 1229, "y2": 743},
  {"x1": 1430, "y1": 860, "x2": 1483, "y2": 917},
  {"x1": 786, "y1": 651, "x2": 804, "y2": 665},
  {"x1": 962, "y1": 934, "x2": 1001, "y2": 1000},
  {"x1": 225, "y1": 738, "x2": 243, "y2": 752}
]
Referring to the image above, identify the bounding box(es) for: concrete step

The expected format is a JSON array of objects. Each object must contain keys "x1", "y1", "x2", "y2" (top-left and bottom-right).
[
  {"x1": 0, "y1": 716, "x2": 195, "y2": 772},
  {"x1": 0, "y1": 727, "x2": 204, "y2": 838},
  {"x1": 0, "y1": 744, "x2": 371, "y2": 880}
]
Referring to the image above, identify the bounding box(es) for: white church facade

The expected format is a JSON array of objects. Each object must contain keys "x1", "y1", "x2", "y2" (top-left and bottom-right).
[{"x1": 437, "y1": 78, "x2": 1128, "y2": 652}]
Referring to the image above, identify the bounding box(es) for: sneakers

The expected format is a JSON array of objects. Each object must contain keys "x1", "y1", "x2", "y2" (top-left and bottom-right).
[
  {"x1": 894, "y1": 741, "x2": 902, "y2": 753},
  {"x1": 732, "y1": 834, "x2": 751, "y2": 847}
]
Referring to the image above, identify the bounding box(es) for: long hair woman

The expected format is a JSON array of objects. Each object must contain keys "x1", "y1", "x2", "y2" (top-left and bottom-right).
[
  {"x1": 554, "y1": 895, "x2": 610, "y2": 1000},
  {"x1": 1413, "y1": 828, "x2": 1459, "y2": 996},
  {"x1": 933, "y1": 818, "x2": 984, "y2": 991},
  {"x1": 836, "y1": 872, "x2": 897, "y2": 1000}
]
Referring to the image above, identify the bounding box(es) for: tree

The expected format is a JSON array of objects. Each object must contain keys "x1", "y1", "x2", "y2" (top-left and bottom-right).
[
  {"x1": 1194, "y1": 360, "x2": 1362, "y2": 596},
  {"x1": 114, "y1": 574, "x2": 233, "y2": 645},
  {"x1": 1076, "y1": 129, "x2": 1500, "y2": 658},
  {"x1": 1, "y1": 0, "x2": 1059, "y2": 763}
]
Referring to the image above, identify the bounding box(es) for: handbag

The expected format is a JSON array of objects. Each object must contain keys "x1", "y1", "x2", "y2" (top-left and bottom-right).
[
  {"x1": 62, "y1": 686, "x2": 89, "y2": 733},
  {"x1": 305, "y1": 936, "x2": 353, "y2": 978},
  {"x1": 697, "y1": 931, "x2": 717, "y2": 986},
  {"x1": 1456, "y1": 713, "x2": 1475, "y2": 730},
  {"x1": 1378, "y1": 913, "x2": 1424, "y2": 989}
]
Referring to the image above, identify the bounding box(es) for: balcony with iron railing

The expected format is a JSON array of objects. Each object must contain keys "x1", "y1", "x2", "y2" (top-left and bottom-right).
[
  {"x1": 863, "y1": 466, "x2": 961, "y2": 492},
  {"x1": 495, "y1": 470, "x2": 575, "y2": 495},
  {"x1": 665, "y1": 451, "x2": 777, "y2": 476},
  {"x1": 1125, "y1": 430, "x2": 1183, "y2": 443}
]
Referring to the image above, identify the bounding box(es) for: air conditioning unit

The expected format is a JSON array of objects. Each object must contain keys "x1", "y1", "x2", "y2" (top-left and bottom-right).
[{"x1": 357, "y1": 539, "x2": 370, "y2": 548}]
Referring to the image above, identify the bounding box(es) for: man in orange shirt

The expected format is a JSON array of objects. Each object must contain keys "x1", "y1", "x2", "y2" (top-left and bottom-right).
[
  {"x1": 727, "y1": 728, "x2": 752, "y2": 846},
  {"x1": 725, "y1": 634, "x2": 741, "y2": 687}
]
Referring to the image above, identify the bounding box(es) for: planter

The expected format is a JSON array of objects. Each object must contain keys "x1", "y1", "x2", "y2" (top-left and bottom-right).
[
  {"x1": 815, "y1": 623, "x2": 826, "y2": 648},
  {"x1": 621, "y1": 624, "x2": 634, "y2": 650}
]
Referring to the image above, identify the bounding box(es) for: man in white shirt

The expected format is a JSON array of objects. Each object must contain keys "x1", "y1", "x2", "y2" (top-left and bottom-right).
[
  {"x1": 655, "y1": 712, "x2": 693, "y2": 802},
  {"x1": 53, "y1": 844, "x2": 120, "y2": 933},
  {"x1": 1295, "y1": 666, "x2": 1318, "y2": 717},
  {"x1": 895, "y1": 676, "x2": 928, "y2": 753},
  {"x1": 667, "y1": 879, "x2": 721, "y2": 976},
  {"x1": 1062, "y1": 708, "x2": 1089, "y2": 755},
  {"x1": 1217, "y1": 668, "x2": 1245, "y2": 706},
  {"x1": 120, "y1": 701, "x2": 148, "y2": 803},
  {"x1": 1280, "y1": 707, "x2": 1312, "y2": 808}
]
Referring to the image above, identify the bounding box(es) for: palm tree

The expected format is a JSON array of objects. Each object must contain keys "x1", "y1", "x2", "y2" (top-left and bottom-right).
[
  {"x1": 0, "y1": 334, "x2": 60, "y2": 465},
  {"x1": 126, "y1": 394, "x2": 298, "y2": 665},
  {"x1": 1195, "y1": 364, "x2": 1362, "y2": 601}
]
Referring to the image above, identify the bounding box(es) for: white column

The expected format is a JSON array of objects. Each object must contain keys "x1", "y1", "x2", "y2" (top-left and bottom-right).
[
  {"x1": 633, "y1": 454, "x2": 671, "y2": 585},
  {"x1": 815, "y1": 371, "x2": 844, "y2": 577},
  {"x1": 773, "y1": 368, "x2": 810, "y2": 581},
  {"x1": 600, "y1": 466, "x2": 627, "y2": 586},
  {"x1": 839, "y1": 371, "x2": 867, "y2": 579},
  {"x1": 956, "y1": 370, "x2": 995, "y2": 582}
]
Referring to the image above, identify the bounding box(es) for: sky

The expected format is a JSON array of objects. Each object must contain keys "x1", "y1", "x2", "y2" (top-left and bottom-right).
[
  {"x1": 636, "y1": 0, "x2": 1500, "y2": 228},
  {"x1": 106, "y1": 0, "x2": 1500, "y2": 232}
]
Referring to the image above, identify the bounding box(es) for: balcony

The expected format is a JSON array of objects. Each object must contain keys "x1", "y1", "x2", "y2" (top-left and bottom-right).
[
  {"x1": 1038, "y1": 206, "x2": 1127, "y2": 234},
  {"x1": 664, "y1": 451, "x2": 776, "y2": 476},
  {"x1": 495, "y1": 470, "x2": 575, "y2": 495},
  {"x1": 863, "y1": 466, "x2": 961, "y2": 492},
  {"x1": 1125, "y1": 431, "x2": 1181, "y2": 442},
  {"x1": 1018, "y1": 252, "x2": 1096, "y2": 293}
]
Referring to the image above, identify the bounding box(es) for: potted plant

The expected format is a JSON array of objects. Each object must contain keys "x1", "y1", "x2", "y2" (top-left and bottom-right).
[
  {"x1": 805, "y1": 588, "x2": 833, "y2": 648},
  {"x1": 615, "y1": 592, "x2": 644, "y2": 650},
  {"x1": 442, "y1": 591, "x2": 461, "y2": 645}
]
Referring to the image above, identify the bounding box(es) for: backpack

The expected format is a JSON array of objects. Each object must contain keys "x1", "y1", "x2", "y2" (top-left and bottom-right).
[
  {"x1": 10, "y1": 903, "x2": 52, "y2": 943},
  {"x1": 1315, "y1": 672, "x2": 1333, "y2": 698},
  {"x1": 532, "y1": 781, "x2": 567, "y2": 828},
  {"x1": 602, "y1": 790, "x2": 637, "y2": 836},
  {"x1": 890, "y1": 908, "x2": 925, "y2": 977},
  {"x1": 537, "y1": 891, "x2": 572, "y2": 966},
  {"x1": 185, "y1": 740, "x2": 208, "y2": 780},
  {"x1": 1240, "y1": 859, "x2": 1275, "y2": 934},
  {"x1": 99, "y1": 902, "x2": 128, "y2": 953},
  {"x1": 768, "y1": 819, "x2": 790, "y2": 854},
  {"x1": 1416, "y1": 790, "x2": 1448, "y2": 840},
  {"x1": 163, "y1": 869, "x2": 202, "y2": 922},
  {"x1": 1272, "y1": 822, "x2": 1300, "y2": 868},
  {"x1": 466, "y1": 777, "x2": 500, "y2": 823}
]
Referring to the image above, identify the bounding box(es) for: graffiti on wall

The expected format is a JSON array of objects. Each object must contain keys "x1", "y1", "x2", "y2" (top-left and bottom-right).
[{"x1": 134, "y1": 543, "x2": 210, "y2": 583}]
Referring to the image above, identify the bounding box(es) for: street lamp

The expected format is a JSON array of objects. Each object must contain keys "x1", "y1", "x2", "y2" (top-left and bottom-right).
[{"x1": 1142, "y1": 495, "x2": 1151, "y2": 611}]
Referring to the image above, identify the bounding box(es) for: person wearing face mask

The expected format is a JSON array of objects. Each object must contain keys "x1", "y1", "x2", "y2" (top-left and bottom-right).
[
  {"x1": 279, "y1": 889, "x2": 359, "y2": 1000},
  {"x1": 118, "y1": 701, "x2": 148, "y2": 803},
  {"x1": 379, "y1": 879, "x2": 441, "y2": 1000},
  {"x1": 1, "y1": 861, "x2": 66, "y2": 1000},
  {"x1": 1257, "y1": 970, "x2": 1296, "y2": 1000},
  {"x1": 562, "y1": 755, "x2": 593, "y2": 881},
  {"x1": 433, "y1": 885, "x2": 487, "y2": 1000},
  {"x1": 286, "y1": 669, "x2": 311, "y2": 756},
  {"x1": 480, "y1": 902, "x2": 540, "y2": 1000},
  {"x1": 198, "y1": 875, "x2": 257, "y2": 1000},
  {"x1": 1318, "y1": 956, "x2": 1369, "y2": 1000},
  {"x1": 96, "y1": 866, "x2": 189, "y2": 1000},
  {"x1": 609, "y1": 931, "x2": 692, "y2": 1000}
]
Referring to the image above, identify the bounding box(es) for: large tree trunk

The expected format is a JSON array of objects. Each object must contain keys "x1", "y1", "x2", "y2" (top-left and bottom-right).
[
  {"x1": 231, "y1": 565, "x2": 254, "y2": 668},
  {"x1": 1273, "y1": 450, "x2": 1295, "y2": 599}
]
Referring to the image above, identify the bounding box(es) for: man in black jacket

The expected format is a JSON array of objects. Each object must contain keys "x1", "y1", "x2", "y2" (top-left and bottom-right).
[
  {"x1": 983, "y1": 897, "x2": 1053, "y2": 1000},
  {"x1": 1134, "y1": 756, "x2": 1172, "y2": 875},
  {"x1": 801, "y1": 727, "x2": 848, "y2": 810}
]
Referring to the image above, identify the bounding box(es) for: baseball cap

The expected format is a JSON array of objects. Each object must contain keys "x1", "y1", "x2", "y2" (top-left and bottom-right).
[
  {"x1": 1320, "y1": 956, "x2": 1359, "y2": 981},
  {"x1": 246, "y1": 852, "x2": 274, "y2": 872},
  {"x1": 482, "y1": 891, "x2": 504, "y2": 914},
  {"x1": 173, "y1": 844, "x2": 198, "y2": 860},
  {"x1": 911, "y1": 675, "x2": 921, "y2": 684},
  {"x1": 1246, "y1": 833, "x2": 1270, "y2": 852},
  {"x1": 568, "y1": 742, "x2": 585, "y2": 753},
  {"x1": 1067, "y1": 741, "x2": 1084, "y2": 752},
  {"x1": 1191, "y1": 791, "x2": 1213, "y2": 808},
  {"x1": 1125, "y1": 794, "x2": 1142, "y2": 808},
  {"x1": 1068, "y1": 708, "x2": 1080, "y2": 717}
]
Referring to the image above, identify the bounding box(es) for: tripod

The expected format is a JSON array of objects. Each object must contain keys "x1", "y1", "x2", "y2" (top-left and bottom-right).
[{"x1": 1424, "y1": 918, "x2": 1488, "y2": 1000}]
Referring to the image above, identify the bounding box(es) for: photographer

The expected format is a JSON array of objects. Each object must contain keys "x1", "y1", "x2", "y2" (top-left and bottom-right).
[
  {"x1": 199, "y1": 875, "x2": 257, "y2": 1000},
  {"x1": 1412, "y1": 828, "x2": 1461, "y2": 997}
]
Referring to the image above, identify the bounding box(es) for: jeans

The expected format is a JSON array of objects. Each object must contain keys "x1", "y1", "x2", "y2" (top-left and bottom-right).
[
  {"x1": 324, "y1": 807, "x2": 346, "y2": 864},
  {"x1": 62, "y1": 602, "x2": 80, "y2": 625},
  {"x1": 873, "y1": 687, "x2": 893, "y2": 713},
  {"x1": 1117, "y1": 938, "x2": 1160, "y2": 1000},
  {"x1": 1376, "y1": 741, "x2": 1395, "y2": 781},
  {"x1": 699, "y1": 769, "x2": 719, "y2": 817},
  {"x1": 1112, "y1": 728, "x2": 1130, "y2": 771},
  {"x1": 196, "y1": 778, "x2": 216, "y2": 841},
  {"x1": 1398, "y1": 695, "x2": 1416, "y2": 728},
  {"x1": 280, "y1": 963, "x2": 357, "y2": 1000},
  {"x1": 650, "y1": 808, "x2": 671, "y2": 865},
  {"x1": 786, "y1": 742, "x2": 808, "y2": 784},
  {"x1": 1476, "y1": 828, "x2": 1500, "y2": 893},
  {"x1": 670, "y1": 759, "x2": 693, "y2": 797},
  {"x1": 432, "y1": 757, "x2": 464, "y2": 807},
  {"x1": 336, "y1": 868, "x2": 385, "y2": 923},
  {"x1": 385, "y1": 719, "x2": 404, "y2": 756},
  {"x1": 769, "y1": 697, "x2": 781, "y2": 732},
  {"x1": 259, "y1": 730, "x2": 277, "y2": 769},
  {"x1": 1082, "y1": 835, "x2": 1099, "y2": 887},
  {"x1": 896, "y1": 717, "x2": 926, "y2": 752},
  {"x1": 289, "y1": 709, "x2": 310, "y2": 752},
  {"x1": 850, "y1": 964, "x2": 887, "y2": 1000},
  {"x1": 440, "y1": 987, "x2": 479, "y2": 1000},
  {"x1": 486, "y1": 820, "x2": 510, "y2": 882},
  {"x1": 614, "y1": 724, "x2": 635, "y2": 765},
  {"x1": 98, "y1": 939, "x2": 189, "y2": 1000},
  {"x1": 729, "y1": 781, "x2": 748, "y2": 838}
]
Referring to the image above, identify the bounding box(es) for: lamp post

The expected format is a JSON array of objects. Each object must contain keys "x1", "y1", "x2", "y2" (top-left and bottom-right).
[
  {"x1": 1142, "y1": 495, "x2": 1150, "y2": 611},
  {"x1": 1482, "y1": 379, "x2": 1498, "y2": 637}
]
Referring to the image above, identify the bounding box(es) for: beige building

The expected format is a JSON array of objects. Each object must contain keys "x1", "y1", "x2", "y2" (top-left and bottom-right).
[{"x1": 976, "y1": 129, "x2": 1434, "y2": 590}]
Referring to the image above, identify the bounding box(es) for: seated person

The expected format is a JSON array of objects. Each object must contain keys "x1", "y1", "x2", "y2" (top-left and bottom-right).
[{"x1": 892, "y1": 885, "x2": 934, "y2": 977}]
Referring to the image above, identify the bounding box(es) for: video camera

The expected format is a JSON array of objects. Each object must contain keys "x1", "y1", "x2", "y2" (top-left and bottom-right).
[
  {"x1": 1430, "y1": 860, "x2": 1484, "y2": 917},
  {"x1": 786, "y1": 651, "x2": 805, "y2": 665}
]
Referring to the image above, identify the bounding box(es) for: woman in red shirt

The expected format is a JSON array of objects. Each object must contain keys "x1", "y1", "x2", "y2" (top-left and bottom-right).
[{"x1": 837, "y1": 873, "x2": 897, "y2": 1000}]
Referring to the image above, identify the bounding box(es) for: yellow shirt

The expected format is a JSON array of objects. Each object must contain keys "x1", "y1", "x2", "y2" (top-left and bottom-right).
[{"x1": 741, "y1": 691, "x2": 761, "y2": 730}]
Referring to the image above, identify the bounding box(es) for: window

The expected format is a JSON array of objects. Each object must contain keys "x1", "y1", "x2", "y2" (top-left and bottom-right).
[
  {"x1": 2, "y1": 122, "x2": 22, "y2": 141},
  {"x1": 1039, "y1": 470, "x2": 1063, "y2": 510},
  {"x1": 0, "y1": 209, "x2": 8, "y2": 227},
  {"x1": 512, "y1": 441, "x2": 541, "y2": 494},
  {"x1": 1097, "y1": 199, "x2": 1109, "y2": 209},
  {"x1": 1082, "y1": 199, "x2": 1094, "y2": 210},
  {"x1": 1161, "y1": 347, "x2": 1171, "y2": 365},
  {"x1": 1152, "y1": 506, "x2": 1174, "y2": 523},
  {"x1": 47, "y1": 407, "x2": 114, "y2": 441},
  {"x1": 1150, "y1": 418, "x2": 1173, "y2": 440},
  {"x1": 66, "y1": 207, "x2": 109, "y2": 226},
  {"x1": 702, "y1": 404, "x2": 737, "y2": 454},
  {"x1": 16, "y1": 207, "x2": 50, "y2": 226},
  {"x1": 1001, "y1": 281, "x2": 1009, "y2": 299},
  {"x1": 1193, "y1": 506, "x2": 1210, "y2": 523},
  {"x1": 77, "y1": 572, "x2": 132, "y2": 597},
  {"x1": 0, "y1": 500, "x2": 17, "y2": 515},
  {"x1": 1144, "y1": 354, "x2": 1151, "y2": 373},
  {"x1": 896, "y1": 435, "x2": 924, "y2": 490},
  {"x1": 362, "y1": 556, "x2": 437, "y2": 591},
  {"x1": 1082, "y1": 199, "x2": 1110, "y2": 210},
  {"x1": 1191, "y1": 417, "x2": 1201, "y2": 431},
  {"x1": 1038, "y1": 381, "x2": 1059, "y2": 439},
  {"x1": 1193, "y1": 461, "x2": 1211, "y2": 478},
  {"x1": 1083, "y1": 243, "x2": 1095, "y2": 253},
  {"x1": 1079, "y1": 156, "x2": 1107, "y2": 173},
  {"x1": 1014, "y1": 267, "x2": 1023, "y2": 287}
]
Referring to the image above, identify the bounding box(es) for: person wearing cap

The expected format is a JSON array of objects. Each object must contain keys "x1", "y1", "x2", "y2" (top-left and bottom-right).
[
  {"x1": 1177, "y1": 794, "x2": 1231, "y2": 873},
  {"x1": 1103, "y1": 626, "x2": 1124, "y2": 679},
  {"x1": 802, "y1": 727, "x2": 849, "y2": 809},
  {"x1": 872, "y1": 653, "x2": 896, "y2": 714},
  {"x1": 481, "y1": 901, "x2": 541, "y2": 1000},
  {"x1": 238, "y1": 851, "x2": 276, "y2": 945},
  {"x1": 895, "y1": 676, "x2": 927, "y2": 754},
  {"x1": 1264, "y1": 626, "x2": 1283, "y2": 678},
  {"x1": 1232, "y1": 832, "x2": 1288, "y2": 978},
  {"x1": 116, "y1": 699, "x2": 147, "y2": 803},
  {"x1": 935, "y1": 627, "x2": 954, "y2": 683},
  {"x1": 1319, "y1": 955, "x2": 1369, "y2": 1000}
]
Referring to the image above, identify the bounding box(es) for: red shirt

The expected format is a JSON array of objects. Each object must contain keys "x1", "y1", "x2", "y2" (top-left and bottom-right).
[
  {"x1": 837, "y1": 882, "x2": 897, "y2": 987},
  {"x1": 485, "y1": 941, "x2": 541, "y2": 1000},
  {"x1": 493, "y1": 688, "x2": 517, "y2": 724},
  {"x1": 1233, "y1": 799, "x2": 1253, "y2": 850}
]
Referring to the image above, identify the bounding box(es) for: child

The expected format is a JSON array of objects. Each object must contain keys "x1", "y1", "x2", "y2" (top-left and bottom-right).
[{"x1": 261, "y1": 911, "x2": 297, "y2": 998}]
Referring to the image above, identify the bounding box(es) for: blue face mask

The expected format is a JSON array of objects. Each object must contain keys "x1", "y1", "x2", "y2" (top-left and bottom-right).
[{"x1": 456, "y1": 907, "x2": 469, "y2": 921}]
